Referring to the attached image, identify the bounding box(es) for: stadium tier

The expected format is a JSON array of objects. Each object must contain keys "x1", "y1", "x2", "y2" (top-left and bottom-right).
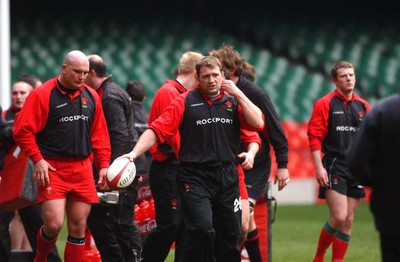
[
  {"x1": 10, "y1": 12, "x2": 399, "y2": 181},
  {"x1": 12, "y1": 16, "x2": 399, "y2": 122},
  {"x1": 11, "y1": 18, "x2": 336, "y2": 122},
  {"x1": 234, "y1": 18, "x2": 400, "y2": 104}
]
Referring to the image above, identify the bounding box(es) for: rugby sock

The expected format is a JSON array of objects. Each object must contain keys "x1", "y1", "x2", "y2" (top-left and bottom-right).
[
  {"x1": 332, "y1": 231, "x2": 350, "y2": 262},
  {"x1": 245, "y1": 228, "x2": 262, "y2": 262},
  {"x1": 239, "y1": 235, "x2": 246, "y2": 250},
  {"x1": 34, "y1": 226, "x2": 57, "y2": 262},
  {"x1": 313, "y1": 222, "x2": 337, "y2": 262},
  {"x1": 64, "y1": 235, "x2": 86, "y2": 262}
]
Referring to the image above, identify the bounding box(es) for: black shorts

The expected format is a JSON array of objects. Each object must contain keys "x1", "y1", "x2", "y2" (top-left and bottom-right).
[
  {"x1": 244, "y1": 161, "x2": 271, "y2": 200},
  {"x1": 318, "y1": 156, "x2": 365, "y2": 199}
]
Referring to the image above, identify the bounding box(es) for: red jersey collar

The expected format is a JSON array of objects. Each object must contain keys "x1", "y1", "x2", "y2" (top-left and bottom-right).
[
  {"x1": 166, "y1": 79, "x2": 187, "y2": 94},
  {"x1": 334, "y1": 89, "x2": 355, "y2": 103},
  {"x1": 55, "y1": 76, "x2": 85, "y2": 99},
  {"x1": 197, "y1": 86, "x2": 225, "y2": 105}
]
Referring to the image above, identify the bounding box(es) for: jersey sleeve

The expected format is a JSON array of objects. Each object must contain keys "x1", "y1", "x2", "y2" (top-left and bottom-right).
[
  {"x1": 13, "y1": 90, "x2": 50, "y2": 163},
  {"x1": 237, "y1": 105, "x2": 264, "y2": 132},
  {"x1": 240, "y1": 128, "x2": 262, "y2": 149},
  {"x1": 148, "y1": 93, "x2": 185, "y2": 144},
  {"x1": 148, "y1": 83, "x2": 182, "y2": 160},
  {"x1": 307, "y1": 97, "x2": 330, "y2": 152}
]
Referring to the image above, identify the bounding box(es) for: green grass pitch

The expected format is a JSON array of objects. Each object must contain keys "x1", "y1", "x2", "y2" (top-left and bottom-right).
[{"x1": 56, "y1": 202, "x2": 380, "y2": 261}]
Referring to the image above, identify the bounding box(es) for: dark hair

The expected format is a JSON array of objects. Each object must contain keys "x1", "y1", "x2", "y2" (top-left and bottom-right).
[
  {"x1": 331, "y1": 61, "x2": 354, "y2": 79},
  {"x1": 88, "y1": 56, "x2": 107, "y2": 77},
  {"x1": 195, "y1": 56, "x2": 223, "y2": 77},
  {"x1": 209, "y1": 45, "x2": 243, "y2": 77},
  {"x1": 126, "y1": 80, "x2": 145, "y2": 102},
  {"x1": 18, "y1": 74, "x2": 42, "y2": 88},
  {"x1": 241, "y1": 60, "x2": 256, "y2": 82}
]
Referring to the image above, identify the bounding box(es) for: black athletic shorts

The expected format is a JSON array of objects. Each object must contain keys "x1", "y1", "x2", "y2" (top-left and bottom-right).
[
  {"x1": 318, "y1": 156, "x2": 365, "y2": 199},
  {"x1": 244, "y1": 161, "x2": 271, "y2": 200}
]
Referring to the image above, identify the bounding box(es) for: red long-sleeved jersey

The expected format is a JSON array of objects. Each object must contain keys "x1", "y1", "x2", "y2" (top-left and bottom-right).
[
  {"x1": 148, "y1": 80, "x2": 186, "y2": 161},
  {"x1": 308, "y1": 89, "x2": 370, "y2": 157},
  {"x1": 13, "y1": 76, "x2": 111, "y2": 168}
]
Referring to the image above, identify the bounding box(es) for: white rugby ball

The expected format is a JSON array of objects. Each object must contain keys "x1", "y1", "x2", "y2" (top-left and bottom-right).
[{"x1": 106, "y1": 157, "x2": 136, "y2": 190}]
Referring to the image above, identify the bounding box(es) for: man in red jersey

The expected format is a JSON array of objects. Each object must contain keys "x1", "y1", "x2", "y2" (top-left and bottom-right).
[
  {"x1": 120, "y1": 56, "x2": 264, "y2": 262},
  {"x1": 13, "y1": 50, "x2": 111, "y2": 262},
  {"x1": 141, "y1": 51, "x2": 204, "y2": 262},
  {"x1": 308, "y1": 61, "x2": 370, "y2": 262}
]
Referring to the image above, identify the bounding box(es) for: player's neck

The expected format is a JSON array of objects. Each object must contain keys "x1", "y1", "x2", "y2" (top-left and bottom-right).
[{"x1": 337, "y1": 89, "x2": 353, "y2": 101}]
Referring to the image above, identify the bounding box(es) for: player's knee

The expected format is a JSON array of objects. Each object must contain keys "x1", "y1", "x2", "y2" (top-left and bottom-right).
[
  {"x1": 44, "y1": 221, "x2": 63, "y2": 237},
  {"x1": 330, "y1": 214, "x2": 347, "y2": 228},
  {"x1": 248, "y1": 199, "x2": 256, "y2": 216},
  {"x1": 67, "y1": 219, "x2": 87, "y2": 236}
]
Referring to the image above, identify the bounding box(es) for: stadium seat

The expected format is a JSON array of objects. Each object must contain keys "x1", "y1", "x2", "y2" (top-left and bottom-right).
[{"x1": 10, "y1": 10, "x2": 399, "y2": 120}]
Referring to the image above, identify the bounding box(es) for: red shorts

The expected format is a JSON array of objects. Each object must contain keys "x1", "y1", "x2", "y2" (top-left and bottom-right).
[
  {"x1": 237, "y1": 164, "x2": 248, "y2": 200},
  {"x1": 37, "y1": 157, "x2": 98, "y2": 204}
]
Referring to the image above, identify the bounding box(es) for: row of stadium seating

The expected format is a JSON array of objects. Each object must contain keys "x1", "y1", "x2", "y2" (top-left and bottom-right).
[
  {"x1": 235, "y1": 19, "x2": 400, "y2": 103},
  {"x1": 13, "y1": 17, "x2": 398, "y2": 122},
  {"x1": 11, "y1": 18, "x2": 337, "y2": 122},
  {"x1": 17, "y1": 11, "x2": 399, "y2": 179}
]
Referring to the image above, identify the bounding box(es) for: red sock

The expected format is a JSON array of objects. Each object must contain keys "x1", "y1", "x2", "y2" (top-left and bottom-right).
[
  {"x1": 332, "y1": 231, "x2": 350, "y2": 262},
  {"x1": 64, "y1": 235, "x2": 86, "y2": 262},
  {"x1": 239, "y1": 239, "x2": 245, "y2": 250},
  {"x1": 34, "y1": 227, "x2": 57, "y2": 262},
  {"x1": 84, "y1": 228, "x2": 92, "y2": 250},
  {"x1": 313, "y1": 222, "x2": 337, "y2": 262}
]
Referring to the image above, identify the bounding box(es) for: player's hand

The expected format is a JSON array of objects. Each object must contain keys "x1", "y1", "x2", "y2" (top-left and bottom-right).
[
  {"x1": 34, "y1": 159, "x2": 55, "y2": 186},
  {"x1": 237, "y1": 151, "x2": 255, "y2": 170},
  {"x1": 97, "y1": 167, "x2": 109, "y2": 190},
  {"x1": 221, "y1": 79, "x2": 241, "y2": 97},
  {"x1": 117, "y1": 151, "x2": 137, "y2": 162},
  {"x1": 315, "y1": 166, "x2": 329, "y2": 188},
  {"x1": 274, "y1": 168, "x2": 290, "y2": 191}
]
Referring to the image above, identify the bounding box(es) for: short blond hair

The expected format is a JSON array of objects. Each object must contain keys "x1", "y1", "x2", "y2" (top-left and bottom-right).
[{"x1": 177, "y1": 51, "x2": 204, "y2": 75}]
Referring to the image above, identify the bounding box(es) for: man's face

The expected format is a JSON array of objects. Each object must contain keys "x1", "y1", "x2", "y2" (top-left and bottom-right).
[
  {"x1": 197, "y1": 65, "x2": 224, "y2": 96},
  {"x1": 332, "y1": 67, "x2": 356, "y2": 95},
  {"x1": 62, "y1": 60, "x2": 89, "y2": 89},
  {"x1": 11, "y1": 81, "x2": 32, "y2": 109},
  {"x1": 84, "y1": 70, "x2": 96, "y2": 89}
]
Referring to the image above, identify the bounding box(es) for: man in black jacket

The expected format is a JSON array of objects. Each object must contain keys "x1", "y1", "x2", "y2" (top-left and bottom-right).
[
  {"x1": 348, "y1": 92, "x2": 400, "y2": 262},
  {"x1": 125, "y1": 80, "x2": 151, "y2": 169},
  {"x1": 85, "y1": 54, "x2": 147, "y2": 262}
]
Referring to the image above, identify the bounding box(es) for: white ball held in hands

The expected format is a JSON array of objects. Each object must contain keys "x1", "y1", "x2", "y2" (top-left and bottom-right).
[{"x1": 106, "y1": 157, "x2": 136, "y2": 190}]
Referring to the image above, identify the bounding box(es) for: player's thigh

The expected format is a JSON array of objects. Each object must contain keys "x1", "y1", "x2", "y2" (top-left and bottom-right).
[
  {"x1": 325, "y1": 190, "x2": 348, "y2": 220},
  {"x1": 41, "y1": 199, "x2": 66, "y2": 232},
  {"x1": 241, "y1": 199, "x2": 250, "y2": 236},
  {"x1": 65, "y1": 201, "x2": 92, "y2": 234}
]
